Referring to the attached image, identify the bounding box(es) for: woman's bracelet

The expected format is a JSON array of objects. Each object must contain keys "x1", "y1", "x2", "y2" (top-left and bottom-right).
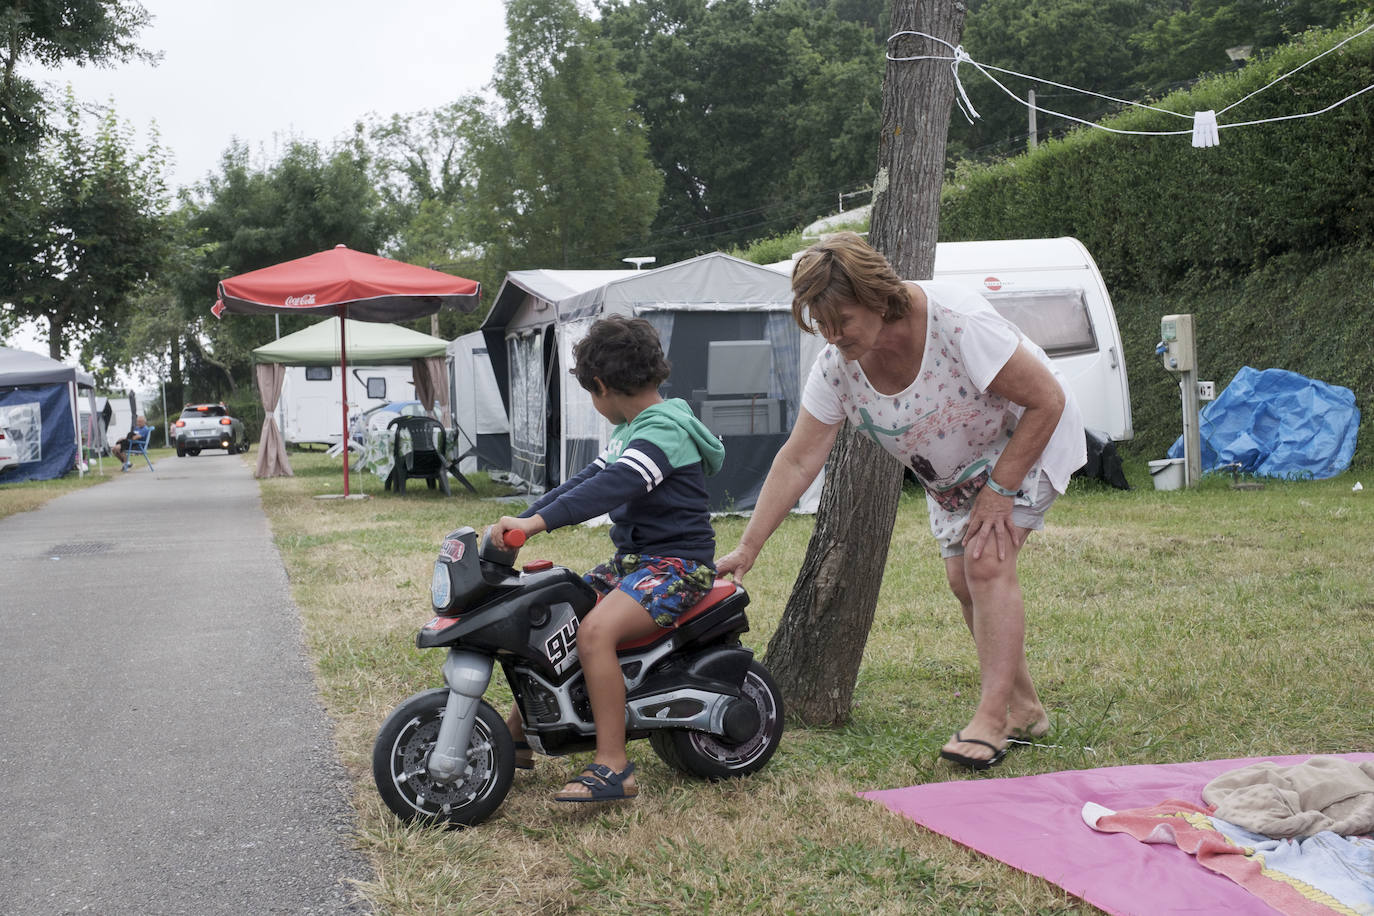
[{"x1": 984, "y1": 477, "x2": 1023, "y2": 499}]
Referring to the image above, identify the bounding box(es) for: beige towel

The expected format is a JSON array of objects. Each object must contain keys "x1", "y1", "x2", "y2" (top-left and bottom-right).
[{"x1": 1201, "y1": 756, "x2": 1374, "y2": 838}]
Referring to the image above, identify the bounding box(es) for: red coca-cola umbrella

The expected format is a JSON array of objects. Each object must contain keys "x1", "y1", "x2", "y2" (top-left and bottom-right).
[{"x1": 213, "y1": 245, "x2": 481, "y2": 496}]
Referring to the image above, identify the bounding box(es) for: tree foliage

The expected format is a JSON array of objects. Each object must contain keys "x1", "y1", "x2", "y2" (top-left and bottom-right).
[
  {"x1": 469, "y1": 0, "x2": 662, "y2": 271},
  {"x1": 0, "y1": 0, "x2": 153, "y2": 186},
  {"x1": 596, "y1": 0, "x2": 884, "y2": 260},
  {"x1": 172, "y1": 136, "x2": 389, "y2": 402},
  {"x1": 952, "y1": 0, "x2": 1371, "y2": 161},
  {"x1": 0, "y1": 87, "x2": 168, "y2": 361},
  {"x1": 367, "y1": 100, "x2": 495, "y2": 340}
]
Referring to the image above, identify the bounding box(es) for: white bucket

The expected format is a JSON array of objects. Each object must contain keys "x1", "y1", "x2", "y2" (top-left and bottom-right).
[{"x1": 1148, "y1": 458, "x2": 1185, "y2": 491}]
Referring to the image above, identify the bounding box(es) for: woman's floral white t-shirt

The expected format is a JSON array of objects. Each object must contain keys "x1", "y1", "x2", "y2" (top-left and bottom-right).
[{"x1": 801, "y1": 281, "x2": 1085, "y2": 515}]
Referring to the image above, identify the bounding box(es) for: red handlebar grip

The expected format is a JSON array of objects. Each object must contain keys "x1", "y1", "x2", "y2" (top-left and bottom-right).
[{"x1": 505, "y1": 529, "x2": 527, "y2": 547}]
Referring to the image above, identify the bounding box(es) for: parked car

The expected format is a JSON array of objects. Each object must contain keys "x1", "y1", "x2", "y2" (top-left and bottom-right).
[
  {"x1": 357, "y1": 400, "x2": 424, "y2": 438},
  {"x1": 0, "y1": 425, "x2": 19, "y2": 474},
  {"x1": 174, "y1": 404, "x2": 249, "y2": 457}
]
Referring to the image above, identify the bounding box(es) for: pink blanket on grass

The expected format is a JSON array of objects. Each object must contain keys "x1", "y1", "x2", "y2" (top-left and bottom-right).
[{"x1": 859, "y1": 753, "x2": 1374, "y2": 916}]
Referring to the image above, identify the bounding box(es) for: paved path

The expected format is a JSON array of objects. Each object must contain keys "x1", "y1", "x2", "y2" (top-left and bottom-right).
[{"x1": 0, "y1": 453, "x2": 373, "y2": 915}]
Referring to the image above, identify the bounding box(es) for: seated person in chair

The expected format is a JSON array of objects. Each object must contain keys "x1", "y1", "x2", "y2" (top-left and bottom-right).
[{"x1": 112, "y1": 415, "x2": 151, "y2": 469}]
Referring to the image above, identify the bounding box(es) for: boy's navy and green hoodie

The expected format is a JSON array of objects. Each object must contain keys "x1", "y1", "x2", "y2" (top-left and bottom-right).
[{"x1": 520, "y1": 399, "x2": 725, "y2": 564}]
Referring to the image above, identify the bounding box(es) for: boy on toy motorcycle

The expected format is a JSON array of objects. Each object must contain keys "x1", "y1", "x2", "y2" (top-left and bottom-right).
[{"x1": 490, "y1": 316, "x2": 725, "y2": 803}]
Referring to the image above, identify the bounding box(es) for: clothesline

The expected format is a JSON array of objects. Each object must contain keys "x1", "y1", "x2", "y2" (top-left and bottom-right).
[{"x1": 887, "y1": 23, "x2": 1374, "y2": 148}]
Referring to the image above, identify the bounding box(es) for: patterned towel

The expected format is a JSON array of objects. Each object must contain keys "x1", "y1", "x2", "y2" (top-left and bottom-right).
[{"x1": 1085, "y1": 799, "x2": 1374, "y2": 916}]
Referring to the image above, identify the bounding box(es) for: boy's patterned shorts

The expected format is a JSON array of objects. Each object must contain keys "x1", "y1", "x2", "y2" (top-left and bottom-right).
[{"x1": 584, "y1": 554, "x2": 717, "y2": 629}]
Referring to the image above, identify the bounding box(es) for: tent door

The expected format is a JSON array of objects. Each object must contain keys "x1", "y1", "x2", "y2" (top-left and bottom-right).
[{"x1": 507, "y1": 330, "x2": 548, "y2": 490}]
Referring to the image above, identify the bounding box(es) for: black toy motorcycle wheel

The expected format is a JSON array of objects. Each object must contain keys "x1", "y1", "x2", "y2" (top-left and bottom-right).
[
  {"x1": 372, "y1": 688, "x2": 514, "y2": 827},
  {"x1": 650, "y1": 660, "x2": 784, "y2": 779}
]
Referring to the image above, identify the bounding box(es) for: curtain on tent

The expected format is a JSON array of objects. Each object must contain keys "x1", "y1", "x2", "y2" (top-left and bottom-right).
[
  {"x1": 254, "y1": 363, "x2": 293, "y2": 478},
  {"x1": 765, "y1": 312, "x2": 802, "y2": 428},
  {"x1": 411, "y1": 356, "x2": 450, "y2": 426},
  {"x1": 559, "y1": 317, "x2": 600, "y2": 480},
  {"x1": 508, "y1": 332, "x2": 545, "y2": 489},
  {"x1": 641, "y1": 312, "x2": 675, "y2": 357}
]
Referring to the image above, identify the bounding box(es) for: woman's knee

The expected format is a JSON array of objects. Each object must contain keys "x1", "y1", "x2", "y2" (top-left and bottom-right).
[
  {"x1": 944, "y1": 560, "x2": 973, "y2": 607},
  {"x1": 961, "y1": 549, "x2": 1022, "y2": 593}
]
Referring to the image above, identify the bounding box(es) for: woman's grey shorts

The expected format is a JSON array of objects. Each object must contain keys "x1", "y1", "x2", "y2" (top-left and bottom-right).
[{"x1": 930, "y1": 471, "x2": 1060, "y2": 559}]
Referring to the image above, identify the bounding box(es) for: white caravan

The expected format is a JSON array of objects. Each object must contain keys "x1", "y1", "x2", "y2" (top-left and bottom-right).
[
  {"x1": 771, "y1": 236, "x2": 1133, "y2": 443},
  {"x1": 276, "y1": 365, "x2": 417, "y2": 446},
  {"x1": 932, "y1": 237, "x2": 1132, "y2": 443}
]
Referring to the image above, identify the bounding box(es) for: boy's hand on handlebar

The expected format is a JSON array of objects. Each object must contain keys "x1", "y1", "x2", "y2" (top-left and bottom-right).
[{"x1": 491, "y1": 515, "x2": 545, "y2": 549}]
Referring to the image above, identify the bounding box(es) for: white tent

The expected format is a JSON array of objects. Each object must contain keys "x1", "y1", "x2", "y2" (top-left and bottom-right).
[
  {"x1": 480, "y1": 252, "x2": 804, "y2": 511},
  {"x1": 0, "y1": 347, "x2": 97, "y2": 482},
  {"x1": 250, "y1": 317, "x2": 451, "y2": 479},
  {"x1": 445, "y1": 332, "x2": 511, "y2": 475}
]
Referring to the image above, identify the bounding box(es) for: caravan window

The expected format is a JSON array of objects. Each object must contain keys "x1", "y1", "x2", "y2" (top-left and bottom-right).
[
  {"x1": 305, "y1": 367, "x2": 332, "y2": 381},
  {"x1": 365, "y1": 377, "x2": 387, "y2": 400},
  {"x1": 985, "y1": 289, "x2": 1097, "y2": 358}
]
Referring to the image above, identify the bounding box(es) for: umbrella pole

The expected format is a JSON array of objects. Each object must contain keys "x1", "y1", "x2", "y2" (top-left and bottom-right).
[{"x1": 339, "y1": 308, "x2": 351, "y2": 496}]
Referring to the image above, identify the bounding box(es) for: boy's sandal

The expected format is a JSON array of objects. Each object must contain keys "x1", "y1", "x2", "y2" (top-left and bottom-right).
[
  {"x1": 513, "y1": 740, "x2": 535, "y2": 770},
  {"x1": 554, "y1": 761, "x2": 637, "y2": 803}
]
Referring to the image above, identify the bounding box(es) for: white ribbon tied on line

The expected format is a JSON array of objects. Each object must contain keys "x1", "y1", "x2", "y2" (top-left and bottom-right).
[{"x1": 1192, "y1": 110, "x2": 1221, "y2": 147}]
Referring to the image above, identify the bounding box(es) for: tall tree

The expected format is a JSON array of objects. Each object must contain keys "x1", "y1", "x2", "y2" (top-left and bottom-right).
[
  {"x1": 472, "y1": 0, "x2": 661, "y2": 270},
  {"x1": 0, "y1": 0, "x2": 152, "y2": 188},
  {"x1": 762, "y1": 0, "x2": 968, "y2": 725},
  {"x1": 0, "y1": 87, "x2": 168, "y2": 359},
  {"x1": 173, "y1": 135, "x2": 388, "y2": 402},
  {"x1": 597, "y1": 0, "x2": 884, "y2": 260},
  {"x1": 368, "y1": 99, "x2": 496, "y2": 338},
  {"x1": 951, "y1": 0, "x2": 1161, "y2": 160}
]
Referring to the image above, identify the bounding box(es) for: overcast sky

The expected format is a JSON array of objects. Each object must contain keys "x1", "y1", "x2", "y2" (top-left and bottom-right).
[
  {"x1": 8, "y1": 1, "x2": 508, "y2": 357},
  {"x1": 23, "y1": 0, "x2": 509, "y2": 191}
]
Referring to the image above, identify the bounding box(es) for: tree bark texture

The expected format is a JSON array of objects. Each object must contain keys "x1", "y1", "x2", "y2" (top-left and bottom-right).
[
  {"x1": 763, "y1": 425, "x2": 904, "y2": 725},
  {"x1": 763, "y1": 0, "x2": 967, "y2": 726},
  {"x1": 871, "y1": 1, "x2": 968, "y2": 280}
]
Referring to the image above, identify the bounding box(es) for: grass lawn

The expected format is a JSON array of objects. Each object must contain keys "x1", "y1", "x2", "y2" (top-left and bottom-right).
[{"x1": 259, "y1": 452, "x2": 1373, "y2": 915}]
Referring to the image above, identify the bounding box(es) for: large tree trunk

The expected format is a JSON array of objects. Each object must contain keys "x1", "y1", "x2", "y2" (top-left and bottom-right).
[
  {"x1": 763, "y1": 0, "x2": 967, "y2": 726},
  {"x1": 870, "y1": 9, "x2": 967, "y2": 280}
]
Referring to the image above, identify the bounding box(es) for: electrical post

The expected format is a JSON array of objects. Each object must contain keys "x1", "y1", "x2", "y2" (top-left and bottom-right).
[{"x1": 1160, "y1": 314, "x2": 1201, "y2": 486}]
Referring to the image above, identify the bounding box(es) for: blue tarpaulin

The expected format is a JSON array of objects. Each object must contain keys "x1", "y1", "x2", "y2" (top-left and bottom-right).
[
  {"x1": 1168, "y1": 366, "x2": 1360, "y2": 479},
  {"x1": 0, "y1": 383, "x2": 78, "y2": 483}
]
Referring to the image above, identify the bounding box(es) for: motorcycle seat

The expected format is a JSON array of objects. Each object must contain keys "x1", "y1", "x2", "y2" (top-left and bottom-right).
[{"x1": 615, "y1": 578, "x2": 741, "y2": 652}]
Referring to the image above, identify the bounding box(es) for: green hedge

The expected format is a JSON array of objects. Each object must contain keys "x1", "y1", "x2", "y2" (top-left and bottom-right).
[{"x1": 940, "y1": 19, "x2": 1374, "y2": 464}]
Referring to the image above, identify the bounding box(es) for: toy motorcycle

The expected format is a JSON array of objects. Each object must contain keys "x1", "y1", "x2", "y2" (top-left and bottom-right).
[{"x1": 372, "y1": 526, "x2": 785, "y2": 827}]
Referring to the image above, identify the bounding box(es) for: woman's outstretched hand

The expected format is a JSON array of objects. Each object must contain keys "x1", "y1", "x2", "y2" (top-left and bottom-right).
[{"x1": 715, "y1": 544, "x2": 758, "y2": 583}]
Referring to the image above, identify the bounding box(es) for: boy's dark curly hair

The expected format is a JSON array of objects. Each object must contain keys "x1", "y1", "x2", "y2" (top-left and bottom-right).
[{"x1": 571, "y1": 316, "x2": 672, "y2": 396}]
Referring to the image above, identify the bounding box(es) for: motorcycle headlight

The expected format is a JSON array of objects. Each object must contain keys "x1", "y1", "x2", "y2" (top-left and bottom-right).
[{"x1": 431, "y1": 560, "x2": 452, "y2": 610}]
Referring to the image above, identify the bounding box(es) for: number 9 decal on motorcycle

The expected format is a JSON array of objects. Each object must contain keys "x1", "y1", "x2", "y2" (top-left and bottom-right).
[{"x1": 545, "y1": 615, "x2": 579, "y2": 674}]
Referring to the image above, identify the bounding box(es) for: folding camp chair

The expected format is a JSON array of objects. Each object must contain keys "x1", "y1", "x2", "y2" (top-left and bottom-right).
[{"x1": 123, "y1": 427, "x2": 155, "y2": 472}]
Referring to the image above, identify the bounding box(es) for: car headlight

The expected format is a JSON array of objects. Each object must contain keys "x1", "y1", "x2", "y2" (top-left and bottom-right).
[{"x1": 430, "y1": 560, "x2": 451, "y2": 610}]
